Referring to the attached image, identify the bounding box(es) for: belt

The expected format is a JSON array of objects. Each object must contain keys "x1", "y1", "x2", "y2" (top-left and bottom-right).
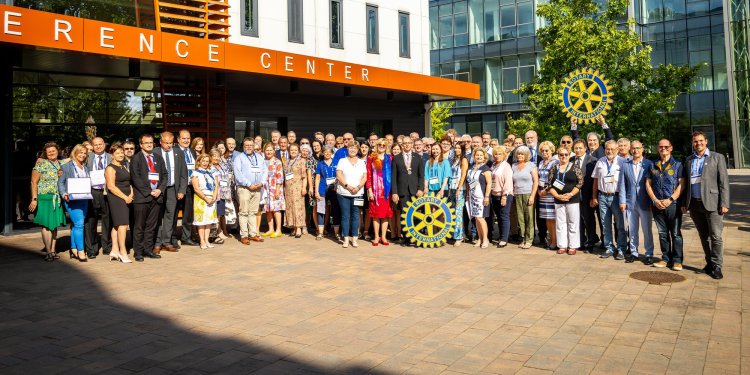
[{"x1": 599, "y1": 192, "x2": 616, "y2": 196}]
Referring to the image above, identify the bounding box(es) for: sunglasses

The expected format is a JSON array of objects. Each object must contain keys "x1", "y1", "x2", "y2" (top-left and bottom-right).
[
  {"x1": 561, "y1": 141, "x2": 572, "y2": 144},
  {"x1": 301, "y1": 142, "x2": 309, "y2": 145},
  {"x1": 124, "y1": 147, "x2": 135, "y2": 151},
  {"x1": 658, "y1": 145, "x2": 671, "y2": 149}
]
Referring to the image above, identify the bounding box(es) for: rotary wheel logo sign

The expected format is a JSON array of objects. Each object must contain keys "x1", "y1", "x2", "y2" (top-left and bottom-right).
[
  {"x1": 559, "y1": 68, "x2": 613, "y2": 124},
  {"x1": 400, "y1": 193, "x2": 455, "y2": 248}
]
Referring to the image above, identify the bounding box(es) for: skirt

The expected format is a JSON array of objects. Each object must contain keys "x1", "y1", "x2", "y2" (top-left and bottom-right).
[
  {"x1": 193, "y1": 193, "x2": 218, "y2": 225},
  {"x1": 538, "y1": 194, "x2": 556, "y2": 220},
  {"x1": 33, "y1": 194, "x2": 66, "y2": 230}
]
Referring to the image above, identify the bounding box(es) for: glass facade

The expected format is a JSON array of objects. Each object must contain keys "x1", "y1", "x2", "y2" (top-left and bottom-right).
[
  {"x1": 429, "y1": 0, "x2": 736, "y2": 163},
  {"x1": 727, "y1": 0, "x2": 750, "y2": 166}
]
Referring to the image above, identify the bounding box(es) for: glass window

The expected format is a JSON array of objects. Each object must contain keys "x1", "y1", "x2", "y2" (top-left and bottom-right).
[
  {"x1": 487, "y1": 58, "x2": 501, "y2": 104},
  {"x1": 650, "y1": 41, "x2": 666, "y2": 66},
  {"x1": 469, "y1": 0, "x2": 485, "y2": 44},
  {"x1": 288, "y1": 0, "x2": 303, "y2": 43},
  {"x1": 399, "y1": 12, "x2": 410, "y2": 58},
  {"x1": 454, "y1": 1, "x2": 468, "y2": 13},
  {"x1": 440, "y1": 16, "x2": 453, "y2": 36},
  {"x1": 367, "y1": 5, "x2": 379, "y2": 53},
  {"x1": 663, "y1": 0, "x2": 686, "y2": 19},
  {"x1": 644, "y1": 0, "x2": 664, "y2": 23},
  {"x1": 502, "y1": 67, "x2": 518, "y2": 91},
  {"x1": 517, "y1": 2, "x2": 534, "y2": 24},
  {"x1": 686, "y1": 0, "x2": 710, "y2": 16},
  {"x1": 454, "y1": 13, "x2": 468, "y2": 34},
  {"x1": 439, "y1": 4, "x2": 452, "y2": 17},
  {"x1": 485, "y1": 0, "x2": 501, "y2": 42},
  {"x1": 665, "y1": 39, "x2": 688, "y2": 65},
  {"x1": 501, "y1": 5, "x2": 516, "y2": 26},
  {"x1": 430, "y1": 6, "x2": 439, "y2": 49},
  {"x1": 242, "y1": 0, "x2": 259, "y2": 37},
  {"x1": 330, "y1": 0, "x2": 343, "y2": 48}
]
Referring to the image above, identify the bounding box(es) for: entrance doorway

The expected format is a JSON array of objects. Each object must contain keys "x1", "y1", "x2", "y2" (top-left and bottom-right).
[{"x1": 233, "y1": 117, "x2": 288, "y2": 142}]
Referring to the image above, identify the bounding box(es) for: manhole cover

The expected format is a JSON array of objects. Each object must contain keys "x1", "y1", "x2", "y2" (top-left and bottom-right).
[{"x1": 629, "y1": 271, "x2": 686, "y2": 285}]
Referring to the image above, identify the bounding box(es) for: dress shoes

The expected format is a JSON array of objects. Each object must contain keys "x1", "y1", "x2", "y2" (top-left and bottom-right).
[
  {"x1": 625, "y1": 256, "x2": 635, "y2": 263},
  {"x1": 181, "y1": 239, "x2": 199, "y2": 246},
  {"x1": 88, "y1": 254, "x2": 98, "y2": 259},
  {"x1": 171, "y1": 243, "x2": 182, "y2": 250},
  {"x1": 643, "y1": 257, "x2": 654, "y2": 266},
  {"x1": 144, "y1": 252, "x2": 161, "y2": 259},
  {"x1": 135, "y1": 256, "x2": 144, "y2": 262},
  {"x1": 162, "y1": 245, "x2": 178, "y2": 252},
  {"x1": 249, "y1": 236, "x2": 264, "y2": 242},
  {"x1": 153, "y1": 246, "x2": 162, "y2": 255},
  {"x1": 240, "y1": 237, "x2": 251, "y2": 245},
  {"x1": 711, "y1": 265, "x2": 723, "y2": 279}
]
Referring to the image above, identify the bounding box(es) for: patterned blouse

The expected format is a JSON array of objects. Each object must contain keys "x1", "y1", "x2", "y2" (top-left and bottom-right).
[{"x1": 33, "y1": 160, "x2": 62, "y2": 195}]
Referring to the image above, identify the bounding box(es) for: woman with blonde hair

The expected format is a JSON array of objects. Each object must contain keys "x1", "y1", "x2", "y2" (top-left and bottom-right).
[
  {"x1": 58, "y1": 144, "x2": 91, "y2": 261},
  {"x1": 284, "y1": 143, "x2": 308, "y2": 238},
  {"x1": 210, "y1": 148, "x2": 232, "y2": 243},
  {"x1": 537, "y1": 141, "x2": 559, "y2": 250},
  {"x1": 466, "y1": 148, "x2": 492, "y2": 248},
  {"x1": 262, "y1": 142, "x2": 285, "y2": 237},
  {"x1": 192, "y1": 153, "x2": 219, "y2": 249},
  {"x1": 191, "y1": 137, "x2": 205, "y2": 156},
  {"x1": 490, "y1": 145, "x2": 514, "y2": 247},
  {"x1": 512, "y1": 146, "x2": 539, "y2": 249}
]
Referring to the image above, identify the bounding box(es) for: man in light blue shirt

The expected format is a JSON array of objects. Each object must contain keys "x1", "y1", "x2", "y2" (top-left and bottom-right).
[{"x1": 233, "y1": 137, "x2": 266, "y2": 245}]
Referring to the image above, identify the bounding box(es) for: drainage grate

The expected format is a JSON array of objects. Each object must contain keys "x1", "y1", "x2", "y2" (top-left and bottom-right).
[{"x1": 629, "y1": 271, "x2": 686, "y2": 285}]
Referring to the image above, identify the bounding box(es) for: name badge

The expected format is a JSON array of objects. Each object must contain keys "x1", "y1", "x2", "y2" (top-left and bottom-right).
[
  {"x1": 604, "y1": 174, "x2": 616, "y2": 184},
  {"x1": 90, "y1": 170, "x2": 105, "y2": 186},
  {"x1": 250, "y1": 166, "x2": 261, "y2": 173},
  {"x1": 148, "y1": 172, "x2": 160, "y2": 181},
  {"x1": 429, "y1": 177, "x2": 439, "y2": 185},
  {"x1": 450, "y1": 179, "x2": 458, "y2": 190},
  {"x1": 538, "y1": 180, "x2": 546, "y2": 188},
  {"x1": 690, "y1": 175, "x2": 701, "y2": 185},
  {"x1": 285, "y1": 172, "x2": 294, "y2": 181},
  {"x1": 469, "y1": 180, "x2": 478, "y2": 190},
  {"x1": 353, "y1": 198, "x2": 364, "y2": 207},
  {"x1": 186, "y1": 163, "x2": 195, "y2": 177},
  {"x1": 326, "y1": 177, "x2": 336, "y2": 186},
  {"x1": 553, "y1": 180, "x2": 565, "y2": 190},
  {"x1": 219, "y1": 180, "x2": 229, "y2": 187}
]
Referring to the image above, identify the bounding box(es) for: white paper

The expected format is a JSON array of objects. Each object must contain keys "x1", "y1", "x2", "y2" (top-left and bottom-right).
[
  {"x1": 326, "y1": 177, "x2": 336, "y2": 186},
  {"x1": 90, "y1": 170, "x2": 105, "y2": 186},
  {"x1": 353, "y1": 198, "x2": 364, "y2": 207},
  {"x1": 285, "y1": 172, "x2": 294, "y2": 181},
  {"x1": 68, "y1": 178, "x2": 92, "y2": 195},
  {"x1": 429, "y1": 177, "x2": 439, "y2": 185},
  {"x1": 316, "y1": 198, "x2": 326, "y2": 214}
]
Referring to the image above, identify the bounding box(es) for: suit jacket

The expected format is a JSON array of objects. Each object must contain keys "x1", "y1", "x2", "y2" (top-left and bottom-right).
[
  {"x1": 58, "y1": 161, "x2": 90, "y2": 197},
  {"x1": 153, "y1": 147, "x2": 189, "y2": 195},
  {"x1": 276, "y1": 149, "x2": 291, "y2": 165},
  {"x1": 682, "y1": 151, "x2": 730, "y2": 211},
  {"x1": 571, "y1": 127, "x2": 614, "y2": 158},
  {"x1": 86, "y1": 152, "x2": 112, "y2": 171},
  {"x1": 130, "y1": 151, "x2": 168, "y2": 204},
  {"x1": 618, "y1": 158, "x2": 654, "y2": 211},
  {"x1": 391, "y1": 152, "x2": 424, "y2": 197},
  {"x1": 572, "y1": 153, "x2": 597, "y2": 200}
]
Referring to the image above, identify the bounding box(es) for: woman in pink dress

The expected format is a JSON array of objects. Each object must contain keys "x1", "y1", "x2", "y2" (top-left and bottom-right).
[
  {"x1": 261, "y1": 142, "x2": 285, "y2": 238},
  {"x1": 366, "y1": 139, "x2": 393, "y2": 246}
]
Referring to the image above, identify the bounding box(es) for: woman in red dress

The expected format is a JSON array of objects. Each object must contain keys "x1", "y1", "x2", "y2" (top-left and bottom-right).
[{"x1": 366, "y1": 139, "x2": 393, "y2": 246}]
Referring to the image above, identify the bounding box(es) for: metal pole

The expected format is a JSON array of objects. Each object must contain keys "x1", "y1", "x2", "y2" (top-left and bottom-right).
[{"x1": 1, "y1": 47, "x2": 15, "y2": 234}]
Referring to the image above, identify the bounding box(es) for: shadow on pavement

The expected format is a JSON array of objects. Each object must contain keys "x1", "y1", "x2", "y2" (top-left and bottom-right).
[{"x1": 0, "y1": 242, "x2": 392, "y2": 374}]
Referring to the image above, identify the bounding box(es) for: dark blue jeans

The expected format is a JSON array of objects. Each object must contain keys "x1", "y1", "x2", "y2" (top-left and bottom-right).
[
  {"x1": 491, "y1": 194, "x2": 514, "y2": 242},
  {"x1": 653, "y1": 202, "x2": 683, "y2": 263},
  {"x1": 337, "y1": 195, "x2": 361, "y2": 238}
]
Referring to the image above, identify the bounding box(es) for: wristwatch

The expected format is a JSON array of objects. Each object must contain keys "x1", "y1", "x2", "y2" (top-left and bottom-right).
[{"x1": 668, "y1": 196, "x2": 674, "y2": 202}]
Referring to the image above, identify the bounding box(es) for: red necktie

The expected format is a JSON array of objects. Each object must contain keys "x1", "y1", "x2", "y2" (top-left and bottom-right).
[{"x1": 147, "y1": 154, "x2": 157, "y2": 184}]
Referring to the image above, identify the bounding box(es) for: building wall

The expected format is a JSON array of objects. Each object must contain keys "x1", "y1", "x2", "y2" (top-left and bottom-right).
[
  {"x1": 227, "y1": 0, "x2": 431, "y2": 75},
  {"x1": 428, "y1": 0, "x2": 736, "y2": 164}
]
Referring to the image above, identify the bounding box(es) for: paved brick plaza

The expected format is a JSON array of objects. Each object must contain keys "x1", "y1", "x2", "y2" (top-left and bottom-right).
[{"x1": 1, "y1": 173, "x2": 749, "y2": 374}]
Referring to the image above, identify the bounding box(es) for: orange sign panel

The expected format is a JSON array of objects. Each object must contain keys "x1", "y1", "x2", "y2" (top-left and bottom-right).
[{"x1": 0, "y1": 5, "x2": 479, "y2": 100}]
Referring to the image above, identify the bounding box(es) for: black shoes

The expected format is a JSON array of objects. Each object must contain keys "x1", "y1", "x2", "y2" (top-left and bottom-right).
[
  {"x1": 144, "y1": 252, "x2": 162, "y2": 259},
  {"x1": 181, "y1": 239, "x2": 199, "y2": 246},
  {"x1": 625, "y1": 256, "x2": 635, "y2": 263},
  {"x1": 135, "y1": 256, "x2": 144, "y2": 262},
  {"x1": 614, "y1": 253, "x2": 625, "y2": 260},
  {"x1": 711, "y1": 265, "x2": 723, "y2": 279},
  {"x1": 643, "y1": 257, "x2": 654, "y2": 266},
  {"x1": 600, "y1": 252, "x2": 612, "y2": 259}
]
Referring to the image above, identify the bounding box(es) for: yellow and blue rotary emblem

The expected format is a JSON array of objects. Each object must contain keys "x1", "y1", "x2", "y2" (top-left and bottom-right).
[
  {"x1": 559, "y1": 68, "x2": 613, "y2": 124},
  {"x1": 401, "y1": 193, "x2": 455, "y2": 248}
]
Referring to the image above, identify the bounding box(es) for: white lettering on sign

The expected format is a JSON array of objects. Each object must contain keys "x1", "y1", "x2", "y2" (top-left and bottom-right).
[
  {"x1": 139, "y1": 33, "x2": 153, "y2": 54},
  {"x1": 362, "y1": 68, "x2": 369, "y2": 81},
  {"x1": 306, "y1": 59, "x2": 315, "y2": 74},
  {"x1": 100, "y1": 27, "x2": 114, "y2": 48},
  {"x1": 285, "y1": 55, "x2": 293, "y2": 72},
  {"x1": 327, "y1": 62, "x2": 334, "y2": 77},
  {"x1": 208, "y1": 44, "x2": 219, "y2": 62},
  {"x1": 4, "y1": 11, "x2": 22, "y2": 36},
  {"x1": 54, "y1": 20, "x2": 72, "y2": 43},
  {"x1": 260, "y1": 52, "x2": 271, "y2": 69},
  {"x1": 344, "y1": 65, "x2": 351, "y2": 80},
  {"x1": 175, "y1": 39, "x2": 188, "y2": 58}
]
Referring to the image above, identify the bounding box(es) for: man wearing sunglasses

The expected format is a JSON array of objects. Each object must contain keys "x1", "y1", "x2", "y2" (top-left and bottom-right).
[{"x1": 646, "y1": 139, "x2": 685, "y2": 270}]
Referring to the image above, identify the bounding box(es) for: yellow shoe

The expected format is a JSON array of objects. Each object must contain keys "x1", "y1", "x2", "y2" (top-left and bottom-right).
[
  {"x1": 270, "y1": 232, "x2": 282, "y2": 238},
  {"x1": 261, "y1": 231, "x2": 272, "y2": 237}
]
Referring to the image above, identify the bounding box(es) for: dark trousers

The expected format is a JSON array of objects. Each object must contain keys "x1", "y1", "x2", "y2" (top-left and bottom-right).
[
  {"x1": 133, "y1": 200, "x2": 162, "y2": 258},
  {"x1": 689, "y1": 200, "x2": 725, "y2": 268},
  {"x1": 580, "y1": 200, "x2": 600, "y2": 249},
  {"x1": 398, "y1": 195, "x2": 415, "y2": 241},
  {"x1": 653, "y1": 202, "x2": 683, "y2": 263},
  {"x1": 85, "y1": 189, "x2": 111, "y2": 256},
  {"x1": 156, "y1": 186, "x2": 178, "y2": 246},
  {"x1": 491, "y1": 194, "x2": 514, "y2": 242},
  {"x1": 177, "y1": 186, "x2": 194, "y2": 241}
]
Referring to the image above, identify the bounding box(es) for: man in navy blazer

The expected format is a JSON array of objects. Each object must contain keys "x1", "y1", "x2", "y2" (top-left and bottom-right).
[
  {"x1": 618, "y1": 141, "x2": 654, "y2": 263},
  {"x1": 130, "y1": 134, "x2": 167, "y2": 262},
  {"x1": 85, "y1": 137, "x2": 113, "y2": 258}
]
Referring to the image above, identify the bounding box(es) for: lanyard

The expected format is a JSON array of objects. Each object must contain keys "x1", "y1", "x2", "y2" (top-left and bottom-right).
[
  {"x1": 184, "y1": 149, "x2": 193, "y2": 163},
  {"x1": 692, "y1": 154, "x2": 705, "y2": 177},
  {"x1": 73, "y1": 163, "x2": 87, "y2": 178},
  {"x1": 557, "y1": 162, "x2": 571, "y2": 181},
  {"x1": 323, "y1": 160, "x2": 335, "y2": 178},
  {"x1": 196, "y1": 169, "x2": 214, "y2": 191},
  {"x1": 605, "y1": 158, "x2": 615, "y2": 175},
  {"x1": 245, "y1": 152, "x2": 258, "y2": 166},
  {"x1": 286, "y1": 156, "x2": 300, "y2": 174}
]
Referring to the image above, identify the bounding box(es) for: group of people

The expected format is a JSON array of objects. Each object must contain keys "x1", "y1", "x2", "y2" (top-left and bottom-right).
[{"x1": 28, "y1": 118, "x2": 730, "y2": 279}]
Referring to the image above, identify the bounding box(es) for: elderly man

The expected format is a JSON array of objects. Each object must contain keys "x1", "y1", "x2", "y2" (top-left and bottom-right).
[
  {"x1": 176, "y1": 129, "x2": 198, "y2": 246},
  {"x1": 592, "y1": 140, "x2": 627, "y2": 260},
  {"x1": 646, "y1": 139, "x2": 685, "y2": 268},
  {"x1": 233, "y1": 137, "x2": 266, "y2": 245},
  {"x1": 153, "y1": 131, "x2": 188, "y2": 253},
  {"x1": 682, "y1": 131, "x2": 730, "y2": 279},
  {"x1": 481, "y1": 132, "x2": 493, "y2": 155},
  {"x1": 130, "y1": 134, "x2": 166, "y2": 262},
  {"x1": 276, "y1": 136, "x2": 290, "y2": 165},
  {"x1": 270, "y1": 130, "x2": 281, "y2": 150},
  {"x1": 287, "y1": 131, "x2": 297, "y2": 145},
  {"x1": 85, "y1": 137, "x2": 112, "y2": 258},
  {"x1": 617, "y1": 138, "x2": 632, "y2": 161},
  {"x1": 325, "y1": 133, "x2": 336, "y2": 149},
  {"x1": 226, "y1": 137, "x2": 240, "y2": 159},
  {"x1": 333, "y1": 132, "x2": 356, "y2": 166},
  {"x1": 314, "y1": 131, "x2": 325, "y2": 144},
  {"x1": 391, "y1": 136, "x2": 424, "y2": 246},
  {"x1": 410, "y1": 132, "x2": 420, "y2": 141},
  {"x1": 570, "y1": 116, "x2": 615, "y2": 158},
  {"x1": 618, "y1": 141, "x2": 654, "y2": 263}
]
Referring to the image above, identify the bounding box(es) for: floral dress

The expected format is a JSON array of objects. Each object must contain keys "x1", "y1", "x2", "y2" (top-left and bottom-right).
[
  {"x1": 32, "y1": 160, "x2": 66, "y2": 230},
  {"x1": 284, "y1": 157, "x2": 306, "y2": 227},
  {"x1": 262, "y1": 157, "x2": 285, "y2": 212},
  {"x1": 449, "y1": 156, "x2": 465, "y2": 240},
  {"x1": 192, "y1": 168, "x2": 218, "y2": 225}
]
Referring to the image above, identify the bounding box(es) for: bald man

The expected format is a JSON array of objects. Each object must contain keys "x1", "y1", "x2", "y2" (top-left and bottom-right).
[{"x1": 85, "y1": 136, "x2": 112, "y2": 258}]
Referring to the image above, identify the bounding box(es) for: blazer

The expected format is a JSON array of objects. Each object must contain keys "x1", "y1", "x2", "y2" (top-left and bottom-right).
[
  {"x1": 507, "y1": 144, "x2": 540, "y2": 165},
  {"x1": 571, "y1": 127, "x2": 614, "y2": 159},
  {"x1": 618, "y1": 158, "x2": 654, "y2": 211},
  {"x1": 153, "y1": 147, "x2": 189, "y2": 195},
  {"x1": 275, "y1": 149, "x2": 291, "y2": 165},
  {"x1": 682, "y1": 151, "x2": 730, "y2": 211},
  {"x1": 58, "y1": 161, "x2": 90, "y2": 197},
  {"x1": 130, "y1": 151, "x2": 168, "y2": 204},
  {"x1": 86, "y1": 152, "x2": 112, "y2": 171},
  {"x1": 391, "y1": 152, "x2": 424, "y2": 197},
  {"x1": 571, "y1": 153, "x2": 597, "y2": 200}
]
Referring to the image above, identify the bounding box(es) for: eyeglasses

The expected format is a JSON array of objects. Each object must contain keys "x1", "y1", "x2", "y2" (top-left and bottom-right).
[
  {"x1": 558, "y1": 154, "x2": 570, "y2": 157},
  {"x1": 658, "y1": 145, "x2": 671, "y2": 149},
  {"x1": 301, "y1": 142, "x2": 309, "y2": 145},
  {"x1": 561, "y1": 141, "x2": 572, "y2": 144},
  {"x1": 123, "y1": 147, "x2": 135, "y2": 151},
  {"x1": 378, "y1": 144, "x2": 386, "y2": 148}
]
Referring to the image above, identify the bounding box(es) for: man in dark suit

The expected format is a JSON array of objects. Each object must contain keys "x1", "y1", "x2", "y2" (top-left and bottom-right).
[
  {"x1": 123, "y1": 140, "x2": 136, "y2": 249},
  {"x1": 153, "y1": 131, "x2": 188, "y2": 253},
  {"x1": 682, "y1": 131, "x2": 730, "y2": 279},
  {"x1": 85, "y1": 136, "x2": 112, "y2": 258},
  {"x1": 176, "y1": 129, "x2": 198, "y2": 246},
  {"x1": 572, "y1": 139, "x2": 599, "y2": 252},
  {"x1": 391, "y1": 136, "x2": 424, "y2": 246},
  {"x1": 130, "y1": 134, "x2": 166, "y2": 262},
  {"x1": 275, "y1": 136, "x2": 290, "y2": 165}
]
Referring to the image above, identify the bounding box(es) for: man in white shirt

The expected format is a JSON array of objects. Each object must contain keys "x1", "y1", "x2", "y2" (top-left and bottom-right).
[
  {"x1": 591, "y1": 140, "x2": 627, "y2": 260},
  {"x1": 85, "y1": 137, "x2": 112, "y2": 258},
  {"x1": 175, "y1": 129, "x2": 198, "y2": 246},
  {"x1": 153, "y1": 132, "x2": 188, "y2": 253}
]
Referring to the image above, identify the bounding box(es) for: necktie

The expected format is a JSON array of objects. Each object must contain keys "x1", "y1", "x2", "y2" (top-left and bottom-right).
[
  {"x1": 147, "y1": 154, "x2": 158, "y2": 187},
  {"x1": 98, "y1": 155, "x2": 104, "y2": 170},
  {"x1": 405, "y1": 153, "x2": 411, "y2": 169},
  {"x1": 166, "y1": 151, "x2": 172, "y2": 186}
]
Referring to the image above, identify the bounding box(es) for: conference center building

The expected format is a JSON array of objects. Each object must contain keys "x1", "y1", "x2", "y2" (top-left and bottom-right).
[{"x1": 0, "y1": 0, "x2": 478, "y2": 234}]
